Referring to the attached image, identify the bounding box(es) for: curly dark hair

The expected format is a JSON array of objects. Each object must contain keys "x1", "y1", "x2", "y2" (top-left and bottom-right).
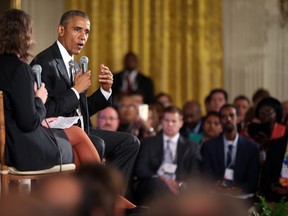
[
  {"x1": 255, "y1": 97, "x2": 283, "y2": 123},
  {"x1": 0, "y1": 9, "x2": 34, "y2": 59}
]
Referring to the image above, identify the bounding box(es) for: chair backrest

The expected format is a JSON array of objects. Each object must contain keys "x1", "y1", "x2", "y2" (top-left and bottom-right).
[{"x1": 0, "y1": 91, "x2": 6, "y2": 168}]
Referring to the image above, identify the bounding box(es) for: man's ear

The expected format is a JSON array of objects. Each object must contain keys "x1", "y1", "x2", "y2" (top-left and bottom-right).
[{"x1": 57, "y1": 25, "x2": 64, "y2": 36}]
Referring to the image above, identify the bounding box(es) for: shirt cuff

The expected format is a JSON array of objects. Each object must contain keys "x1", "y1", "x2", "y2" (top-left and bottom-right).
[
  {"x1": 100, "y1": 87, "x2": 112, "y2": 100},
  {"x1": 71, "y1": 87, "x2": 80, "y2": 99}
]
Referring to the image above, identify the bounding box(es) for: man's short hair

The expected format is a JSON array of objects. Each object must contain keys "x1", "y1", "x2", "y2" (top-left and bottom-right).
[
  {"x1": 60, "y1": 10, "x2": 89, "y2": 27},
  {"x1": 219, "y1": 104, "x2": 237, "y2": 116},
  {"x1": 163, "y1": 106, "x2": 183, "y2": 118}
]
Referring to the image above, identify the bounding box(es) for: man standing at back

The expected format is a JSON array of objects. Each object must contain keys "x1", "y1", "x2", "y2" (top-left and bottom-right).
[
  {"x1": 112, "y1": 52, "x2": 155, "y2": 104},
  {"x1": 31, "y1": 10, "x2": 140, "y2": 194}
]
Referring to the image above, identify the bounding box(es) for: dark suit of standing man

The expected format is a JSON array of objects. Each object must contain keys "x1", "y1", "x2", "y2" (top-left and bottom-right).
[
  {"x1": 112, "y1": 52, "x2": 155, "y2": 104},
  {"x1": 133, "y1": 106, "x2": 201, "y2": 205},
  {"x1": 31, "y1": 10, "x2": 140, "y2": 194},
  {"x1": 201, "y1": 104, "x2": 259, "y2": 194}
]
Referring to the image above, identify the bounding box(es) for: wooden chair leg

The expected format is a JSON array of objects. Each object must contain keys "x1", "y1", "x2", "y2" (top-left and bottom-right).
[{"x1": 1, "y1": 174, "x2": 10, "y2": 196}]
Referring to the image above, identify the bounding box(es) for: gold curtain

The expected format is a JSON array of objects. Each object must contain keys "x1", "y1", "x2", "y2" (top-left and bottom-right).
[{"x1": 65, "y1": 0, "x2": 223, "y2": 109}]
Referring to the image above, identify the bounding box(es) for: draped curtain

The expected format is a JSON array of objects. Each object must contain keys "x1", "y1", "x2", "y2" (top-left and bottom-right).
[{"x1": 65, "y1": 0, "x2": 223, "y2": 109}]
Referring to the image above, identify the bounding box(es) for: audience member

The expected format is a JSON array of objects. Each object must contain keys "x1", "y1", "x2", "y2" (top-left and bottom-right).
[
  {"x1": 233, "y1": 95, "x2": 251, "y2": 131},
  {"x1": 112, "y1": 52, "x2": 155, "y2": 104},
  {"x1": 129, "y1": 91, "x2": 144, "y2": 107},
  {"x1": 117, "y1": 94, "x2": 156, "y2": 140},
  {"x1": 252, "y1": 97, "x2": 285, "y2": 149},
  {"x1": 36, "y1": 174, "x2": 84, "y2": 216},
  {"x1": 30, "y1": 10, "x2": 139, "y2": 193},
  {"x1": 189, "y1": 111, "x2": 222, "y2": 145},
  {"x1": 0, "y1": 9, "x2": 101, "y2": 171},
  {"x1": 133, "y1": 106, "x2": 201, "y2": 205},
  {"x1": 180, "y1": 100, "x2": 203, "y2": 138},
  {"x1": 201, "y1": 104, "x2": 259, "y2": 194},
  {"x1": 148, "y1": 181, "x2": 248, "y2": 216},
  {"x1": 75, "y1": 164, "x2": 141, "y2": 216},
  {"x1": 250, "y1": 97, "x2": 286, "y2": 166},
  {"x1": 97, "y1": 106, "x2": 120, "y2": 131},
  {"x1": 154, "y1": 92, "x2": 173, "y2": 108},
  {"x1": 207, "y1": 88, "x2": 228, "y2": 112}
]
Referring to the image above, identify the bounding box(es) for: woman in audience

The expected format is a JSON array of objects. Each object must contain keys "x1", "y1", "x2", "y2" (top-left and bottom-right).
[
  {"x1": 252, "y1": 97, "x2": 286, "y2": 148},
  {"x1": 0, "y1": 9, "x2": 100, "y2": 170},
  {"x1": 189, "y1": 111, "x2": 222, "y2": 145},
  {"x1": 254, "y1": 97, "x2": 288, "y2": 201}
]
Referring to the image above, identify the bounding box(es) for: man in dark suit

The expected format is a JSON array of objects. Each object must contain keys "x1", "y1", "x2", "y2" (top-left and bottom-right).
[
  {"x1": 133, "y1": 106, "x2": 201, "y2": 205},
  {"x1": 112, "y1": 52, "x2": 155, "y2": 104},
  {"x1": 31, "y1": 10, "x2": 140, "y2": 194},
  {"x1": 201, "y1": 104, "x2": 260, "y2": 194}
]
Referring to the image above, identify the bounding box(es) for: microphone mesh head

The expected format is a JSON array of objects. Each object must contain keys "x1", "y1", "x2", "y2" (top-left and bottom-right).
[
  {"x1": 31, "y1": 64, "x2": 42, "y2": 74},
  {"x1": 80, "y1": 56, "x2": 89, "y2": 64}
]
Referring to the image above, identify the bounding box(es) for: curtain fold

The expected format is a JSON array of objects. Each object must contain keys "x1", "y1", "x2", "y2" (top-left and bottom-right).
[{"x1": 65, "y1": 0, "x2": 223, "y2": 109}]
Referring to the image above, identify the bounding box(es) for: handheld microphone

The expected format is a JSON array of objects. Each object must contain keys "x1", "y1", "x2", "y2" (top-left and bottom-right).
[
  {"x1": 80, "y1": 56, "x2": 89, "y2": 74},
  {"x1": 32, "y1": 64, "x2": 42, "y2": 89}
]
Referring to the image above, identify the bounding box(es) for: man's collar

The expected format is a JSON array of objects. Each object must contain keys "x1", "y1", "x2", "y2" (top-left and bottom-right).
[{"x1": 57, "y1": 40, "x2": 74, "y2": 63}]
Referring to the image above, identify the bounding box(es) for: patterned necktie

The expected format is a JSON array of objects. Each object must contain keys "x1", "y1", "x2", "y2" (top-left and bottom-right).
[
  {"x1": 69, "y1": 60, "x2": 75, "y2": 86},
  {"x1": 226, "y1": 144, "x2": 233, "y2": 168},
  {"x1": 164, "y1": 140, "x2": 173, "y2": 163}
]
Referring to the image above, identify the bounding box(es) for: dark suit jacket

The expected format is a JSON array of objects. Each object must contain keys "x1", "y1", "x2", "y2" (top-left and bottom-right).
[
  {"x1": 112, "y1": 70, "x2": 154, "y2": 104},
  {"x1": 260, "y1": 133, "x2": 288, "y2": 201},
  {"x1": 0, "y1": 54, "x2": 73, "y2": 170},
  {"x1": 31, "y1": 42, "x2": 111, "y2": 132},
  {"x1": 134, "y1": 134, "x2": 201, "y2": 181},
  {"x1": 201, "y1": 134, "x2": 260, "y2": 193}
]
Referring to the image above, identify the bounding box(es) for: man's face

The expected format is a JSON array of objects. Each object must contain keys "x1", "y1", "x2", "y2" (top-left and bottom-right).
[
  {"x1": 118, "y1": 97, "x2": 138, "y2": 125},
  {"x1": 210, "y1": 92, "x2": 226, "y2": 112},
  {"x1": 58, "y1": 16, "x2": 90, "y2": 55},
  {"x1": 183, "y1": 103, "x2": 201, "y2": 129},
  {"x1": 220, "y1": 106, "x2": 237, "y2": 133},
  {"x1": 234, "y1": 99, "x2": 250, "y2": 122},
  {"x1": 162, "y1": 112, "x2": 183, "y2": 137},
  {"x1": 97, "y1": 107, "x2": 119, "y2": 131},
  {"x1": 124, "y1": 55, "x2": 138, "y2": 71}
]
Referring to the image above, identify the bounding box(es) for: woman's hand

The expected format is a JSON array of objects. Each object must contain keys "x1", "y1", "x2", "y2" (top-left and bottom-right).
[{"x1": 34, "y1": 82, "x2": 48, "y2": 104}]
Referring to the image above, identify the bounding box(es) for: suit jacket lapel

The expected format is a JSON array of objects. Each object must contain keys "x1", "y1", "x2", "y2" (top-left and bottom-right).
[
  {"x1": 234, "y1": 136, "x2": 243, "y2": 175},
  {"x1": 52, "y1": 43, "x2": 71, "y2": 87},
  {"x1": 157, "y1": 135, "x2": 164, "y2": 165},
  {"x1": 218, "y1": 135, "x2": 225, "y2": 174},
  {"x1": 176, "y1": 136, "x2": 186, "y2": 164}
]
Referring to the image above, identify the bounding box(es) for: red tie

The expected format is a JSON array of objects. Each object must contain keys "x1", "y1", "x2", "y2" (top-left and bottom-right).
[{"x1": 126, "y1": 75, "x2": 132, "y2": 93}]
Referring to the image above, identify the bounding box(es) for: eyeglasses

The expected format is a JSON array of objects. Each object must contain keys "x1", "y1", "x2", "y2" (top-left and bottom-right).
[{"x1": 258, "y1": 108, "x2": 275, "y2": 116}]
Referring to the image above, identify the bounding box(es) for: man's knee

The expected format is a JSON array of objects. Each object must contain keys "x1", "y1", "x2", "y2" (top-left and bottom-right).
[
  {"x1": 89, "y1": 135, "x2": 105, "y2": 159},
  {"x1": 126, "y1": 134, "x2": 140, "y2": 151}
]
